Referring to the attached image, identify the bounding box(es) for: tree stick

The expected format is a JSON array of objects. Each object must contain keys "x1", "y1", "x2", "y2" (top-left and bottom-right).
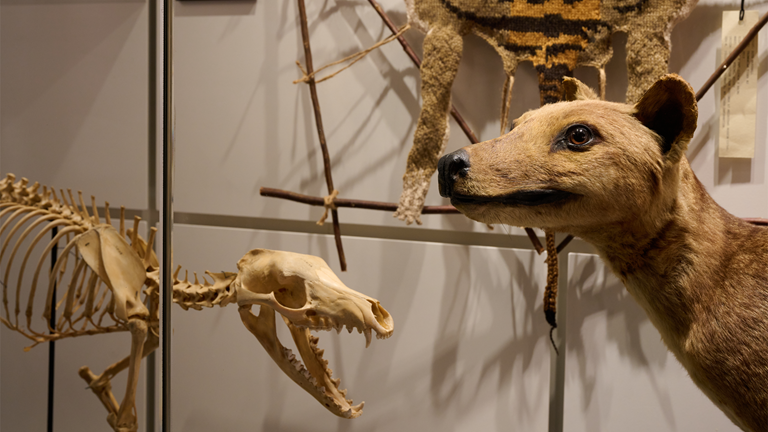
[
  {"x1": 260, "y1": 187, "x2": 458, "y2": 213},
  {"x1": 297, "y1": 0, "x2": 347, "y2": 271},
  {"x1": 696, "y1": 10, "x2": 768, "y2": 102}
]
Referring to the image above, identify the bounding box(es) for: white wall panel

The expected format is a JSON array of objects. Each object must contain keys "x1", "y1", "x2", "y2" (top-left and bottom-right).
[
  {"x1": 563, "y1": 253, "x2": 740, "y2": 432},
  {"x1": 170, "y1": 224, "x2": 551, "y2": 431},
  {"x1": 0, "y1": 1, "x2": 149, "y2": 209},
  {"x1": 0, "y1": 1, "x2": 152, "y2": 431}
]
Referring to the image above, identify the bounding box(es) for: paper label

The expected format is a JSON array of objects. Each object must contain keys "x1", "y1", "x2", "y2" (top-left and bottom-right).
[{"x1": 719, "y1": 10, "x2": 758, "y2": 158}]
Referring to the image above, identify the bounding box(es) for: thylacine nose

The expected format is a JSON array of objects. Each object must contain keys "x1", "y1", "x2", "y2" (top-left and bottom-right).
[{"x1": 438, "y1": 149, "x2": 470, "y2": 197}]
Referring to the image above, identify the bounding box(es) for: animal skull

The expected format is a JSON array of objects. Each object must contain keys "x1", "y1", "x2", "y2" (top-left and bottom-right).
[{"x1": 235, "y1": 249, "x2": 393, "y2": 418}]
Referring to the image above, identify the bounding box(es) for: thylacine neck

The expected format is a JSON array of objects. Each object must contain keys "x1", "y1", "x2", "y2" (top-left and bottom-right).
[
  {"x1": 569, "y1": 160, "x2": 734, "y2": 351},
  {"x1": 172, "y1": 269, "x2": 238, "y2": 311}
]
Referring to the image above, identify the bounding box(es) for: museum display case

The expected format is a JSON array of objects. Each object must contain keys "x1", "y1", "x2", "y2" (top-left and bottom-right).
[{"x1": 1, "y1": 0, "x2": 767, "y2": 431}]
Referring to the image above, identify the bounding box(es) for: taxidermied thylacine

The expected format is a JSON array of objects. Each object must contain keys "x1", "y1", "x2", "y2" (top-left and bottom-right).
[{"x1": 438, "y1": 74, "x2": 768, "y2": 431}]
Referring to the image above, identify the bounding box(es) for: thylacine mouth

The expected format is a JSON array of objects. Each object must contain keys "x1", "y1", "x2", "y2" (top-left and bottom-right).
[
  {"x1": 239, "y1": 302, "x2": 393, "y2": 420},
  {"x1": 450, "y1": 189, "x2": 576, "y2": 207},
  {"x1": 279, "y1": 313, "x2": 393, "y2": 419}
]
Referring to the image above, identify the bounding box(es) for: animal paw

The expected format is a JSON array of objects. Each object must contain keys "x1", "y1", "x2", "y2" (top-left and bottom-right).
[{"x1": 393, "y1": 204, "x2": 423, "y2": 226}]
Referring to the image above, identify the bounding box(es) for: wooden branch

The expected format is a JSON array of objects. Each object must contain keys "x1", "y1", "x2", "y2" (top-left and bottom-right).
[
  {"x1": 365, "y1": 0, "x2": 478, "y2": 144},
  {"x1": 260, "y1": 187, "x2": 458, "y2": 213},
  {"x1": 525, "y1": 228, "x2": 545, "y2": 254},
  {"x1": 696, "y1": 10, "x2": 768, "y2": 102},
  {"x1": 556, "y1": 235, "x2": 574, "y2": 253},
  {"x1": 297, "y1": 0, "x2": 347, "y2": 271}
]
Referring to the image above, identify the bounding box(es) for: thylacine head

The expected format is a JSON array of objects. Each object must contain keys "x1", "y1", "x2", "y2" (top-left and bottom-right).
[{"x1": 438, "y1": 74, "x2": 698, "y2": 244}]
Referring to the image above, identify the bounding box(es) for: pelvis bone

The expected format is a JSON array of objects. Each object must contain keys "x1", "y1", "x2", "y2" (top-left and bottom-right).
[{"x1": 233, "y1": 249, "x2": 393, "y2": 418}]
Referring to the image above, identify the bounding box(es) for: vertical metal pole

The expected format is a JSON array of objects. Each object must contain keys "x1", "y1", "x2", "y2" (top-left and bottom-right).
[
  {"x1": 548, "y1": 246, "x2": 568, "y2": 432},
  {"x1": 146, "y1": 0, "x2": 159, "y2": 431},
  {"x1": 46, "y1": 227, "x2": 58, "y2": 432},
  {"x1": 161, "y1": 0, "x2": 174, "y2": 430}
]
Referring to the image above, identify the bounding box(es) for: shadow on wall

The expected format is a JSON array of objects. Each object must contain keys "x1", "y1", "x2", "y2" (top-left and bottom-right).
[
  {"x1": 567, "y1": 254, "x2": 677, "y2": 431},
  {"x1": 428, "y1": 246, "x2": 550, "y2": 429}
]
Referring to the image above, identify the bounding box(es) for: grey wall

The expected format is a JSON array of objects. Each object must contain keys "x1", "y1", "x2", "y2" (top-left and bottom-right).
[{"x1": 0, "y1": 1, "x2": 151, "y2": 431}]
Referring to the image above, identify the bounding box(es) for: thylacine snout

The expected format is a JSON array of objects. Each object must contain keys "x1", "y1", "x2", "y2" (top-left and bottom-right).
[
  {"x1": 439, "y1": 74, "x2": 768, "y2": 432},
  {"x1": 438, "y1": 148, "x2": 573, "y2": 207}
]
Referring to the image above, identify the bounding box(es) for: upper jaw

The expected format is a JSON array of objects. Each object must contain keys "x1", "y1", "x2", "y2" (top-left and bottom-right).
[
  {"x1": 449, "y1": 188, "x2": 576, "y2": 207},
  {"x1": 292, "y1": 300, "x2": 394, "y2": 347}
]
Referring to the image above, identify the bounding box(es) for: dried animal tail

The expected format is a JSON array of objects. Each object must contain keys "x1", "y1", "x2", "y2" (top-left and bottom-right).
[{"x1": 543, "y1": 230, "x2": 559, "y2": 355}]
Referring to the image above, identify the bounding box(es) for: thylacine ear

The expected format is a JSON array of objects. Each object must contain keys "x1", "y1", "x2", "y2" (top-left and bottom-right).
[
  {"x1": 633, "y1": 74, "x2": 697, "y2": 164},
  {"x1": 562, "y1": 77, "x2": 598, "y2": 101}
]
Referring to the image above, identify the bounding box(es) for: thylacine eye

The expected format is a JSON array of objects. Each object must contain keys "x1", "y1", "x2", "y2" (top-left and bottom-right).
[{"x1": 567, "y1": 124, "x2": 593, "y2": 147}]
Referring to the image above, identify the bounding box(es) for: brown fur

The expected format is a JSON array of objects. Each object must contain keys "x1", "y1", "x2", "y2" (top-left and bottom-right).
[{"x1": 439, "y1": 74, "x2": 768, "y2": 431}]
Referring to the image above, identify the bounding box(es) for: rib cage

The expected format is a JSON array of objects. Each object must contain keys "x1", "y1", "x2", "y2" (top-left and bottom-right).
[
  {"x1": 0, "y1": 173, "x2": 158, "y2": 348},
  {"x1": 0, "y1": 172, "x2": 241, "y2": 349}
]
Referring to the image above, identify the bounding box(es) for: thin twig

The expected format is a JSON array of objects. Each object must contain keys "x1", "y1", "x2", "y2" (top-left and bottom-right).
[
  {"x1": 297, "y1": 0, "x2": 347, "y2": 271},
  {"x1": 696, "y1": 10, "x2": 768, "y2": 102},
  {"x1": 525, "y1": 228, "x2": 545, "y2": 254},
  {"x1": 365, "y1": 0, "x2": 478, "y2": 144},
  {"x1": 556, "y1": 235, "x2": 574, "y2": 253}
]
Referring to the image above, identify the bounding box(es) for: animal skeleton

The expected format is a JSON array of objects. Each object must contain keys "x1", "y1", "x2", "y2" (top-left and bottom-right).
[{"x1": 0, "y1": 173, "x2": 394, "y2": 432}]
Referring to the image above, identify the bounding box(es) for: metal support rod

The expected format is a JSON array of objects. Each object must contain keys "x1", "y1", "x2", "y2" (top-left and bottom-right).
[
  {"x1": 161, "y1": 0, "x2": 174, "y2": 430},
  {"x1": 46, "y1": 227, "x2": 58, "y2": 432},
  {"x1": 146, "y1": 1, "x2": 159, "y2": 431}
]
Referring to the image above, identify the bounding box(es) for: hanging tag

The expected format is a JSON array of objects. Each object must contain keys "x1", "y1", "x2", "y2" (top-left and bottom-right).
[{"x1": 719, "y1": 10, "x2": 758, "y2": 158}]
